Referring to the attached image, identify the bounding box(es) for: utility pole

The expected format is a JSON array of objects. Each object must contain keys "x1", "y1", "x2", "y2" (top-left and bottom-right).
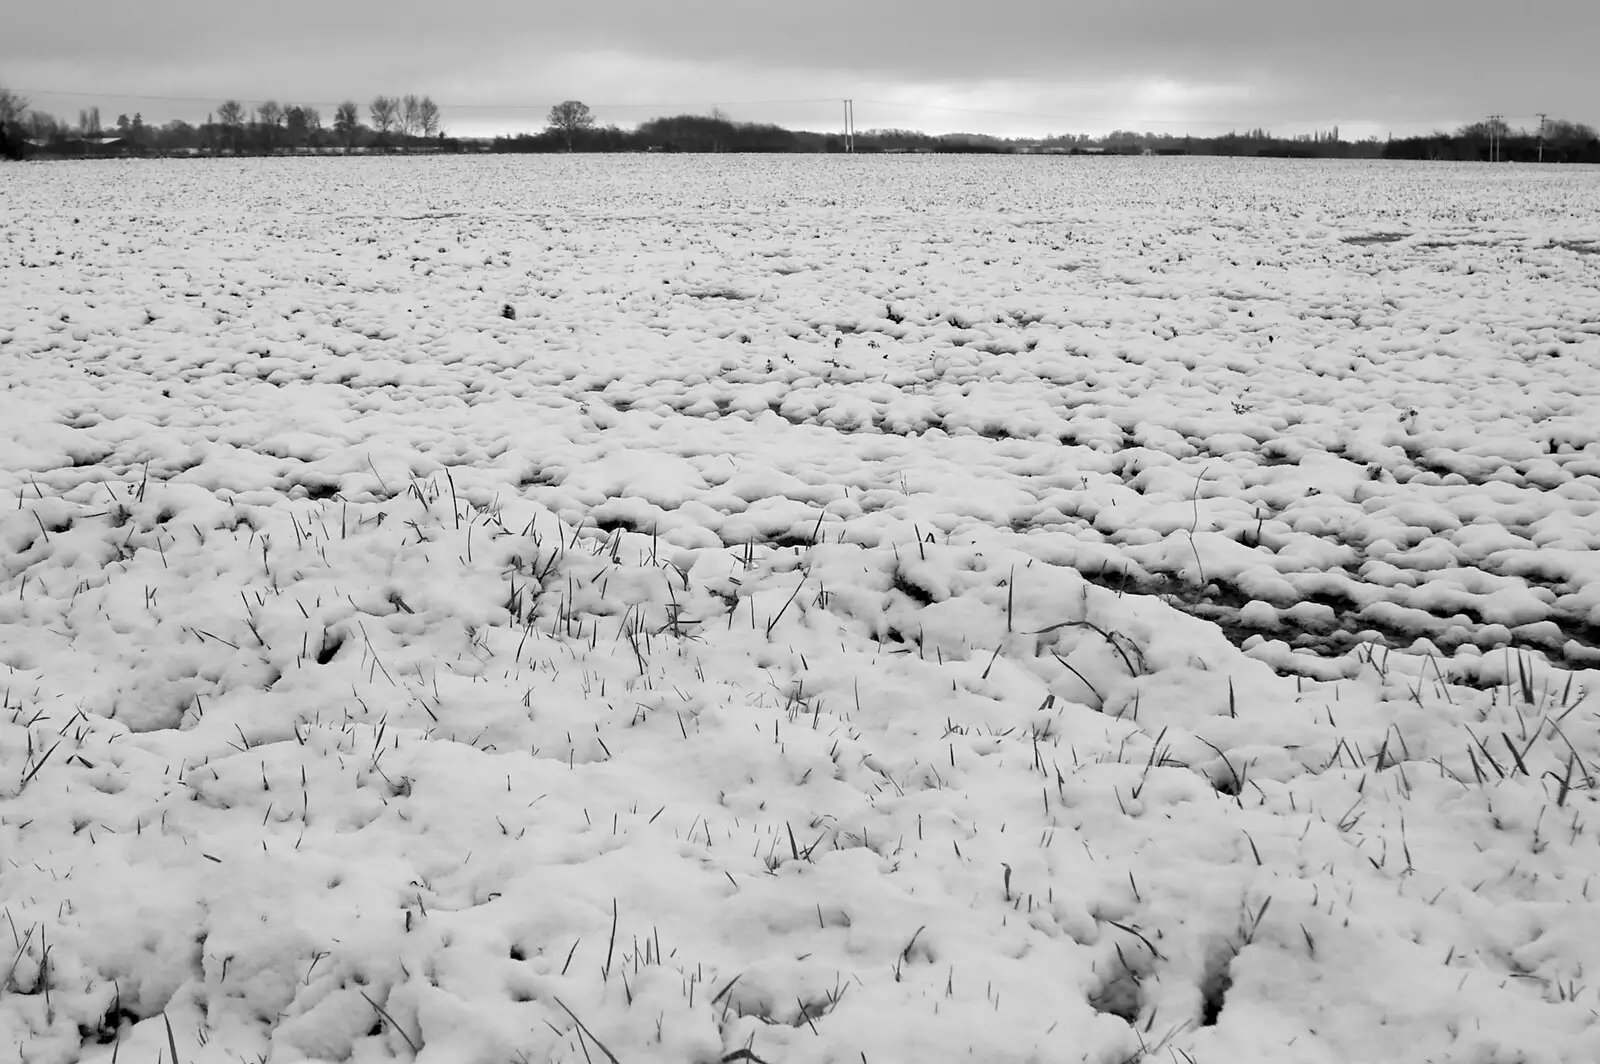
[
  {"x1": 842, "y1": 99, "x2": 855, "y2": 153},
  {"x1": 1487, "y1": 114, "x2": 1501, "y2": 163},
  {"x1": 1537, "y1": 113, "x2": 1547, "y2": 163}
]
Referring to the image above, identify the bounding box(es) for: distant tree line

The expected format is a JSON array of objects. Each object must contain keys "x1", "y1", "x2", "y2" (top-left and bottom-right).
[
  {"x1": 1034, "y1": 121, "x2": 1598, "y2": 162},
  {"x1": 493, "y1": 115, "x2": 1362, "y2": 156},
  {"x1": 497, "y1": 103, "x2": 1023, "y2": 154},
  {"x1": 4, "y1": 84, "x2": 1597, "y2": 164},
  {"x1": 1034, "y1": 127, "x2": 1386, "y2": 159},
  {"x1": 496, "y1": 107, "x2": 1600, "y2": 160},
  {"x1": 1380, "y1": 118, "x2": 1600, "y2": 163},
  {"x1": 496, "y1": 105, "x2": 846, "y2": 154},
  {"x1": 1, "y1": 88, "x2": 474, "y2": 157}
]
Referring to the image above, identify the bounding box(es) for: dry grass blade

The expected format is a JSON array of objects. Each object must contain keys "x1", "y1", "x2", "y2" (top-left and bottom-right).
[
  {"x1": 552, "y1": 995, "x2": 622, "y2": 1064},
  {"x1": 901, "y1": 925, "x2": 926, "y2": 964},
  {"x1": 709, "y1": 972, "x2": 743, "y2": 1005},
  {"x1": 722, "y1": 1050, "x2": 775, "y2": 1064},
  {"x1": 1244, "y1": 896, "x2": 1273, "y2": 942},
  {"x1": 1050, "y1": 650, "x2": 1103, "y2": 706},
  {"x1": 604, "y1": 898, "x2": 618, "y2": 980},
  {"x1": 765, "y1": 574, "x2": 807, "y2": 637},
  {"x1": 19, "y1": 741, "x2": 62, "y2": 790},
  {"x1": 162, "y1": 1012, "x2": 182, "y2": 1064},
  {"x1": 366, "y1": 455, "x2": 390, "y2": 495},
  {"x1": 1467, "y1": 731, "x2": 1506, "y2": 779},
  {"x1": 2, "y1": 924, "x2": 38, "y2": 991},
  {"x1": 808, "y1": 505, "x2": 826, "y2": 547},
  {"x1": 1466, "y1": 744, "x2": 1488, "y2": 785},
  {"x1": 1006, "y1": 564, "x2": 1015, "y2": 632},
  {"x1": 360, "y1": 990, "x2": 420, "y2": 1055},
  {"x1": 1030, "y1": 619, "x2": 1141, "y2": 676},
  {"x1": 1196, "y1": 737, "x2": 1243, "y2": 794},
  {"x1": 1555, "y1": 753, "x2": 1576, "y2": 807},
  {"x1": 1545, "y1": 719, "x2": 1596, "y2": 787},
  {"x1": 1500, "y1": 732, "x2": 1530, "y2": 777},
  {"x1": 1104, "y1": 918, "x2": 1165, "y2": 961},
  {"x1": 1515, "y1": 652, "x2": 1535, "y2": 706}
]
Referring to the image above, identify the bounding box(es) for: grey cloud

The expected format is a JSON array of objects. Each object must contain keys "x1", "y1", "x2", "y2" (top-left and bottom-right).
[{"x1": 5, "y1": 0, "x2": 1596, "y2": 132}]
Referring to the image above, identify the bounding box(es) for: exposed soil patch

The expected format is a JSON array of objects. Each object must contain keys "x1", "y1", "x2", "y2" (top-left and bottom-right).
[{"x1": 1075, "y1": 565, "x2": 1600, "y2": 671}]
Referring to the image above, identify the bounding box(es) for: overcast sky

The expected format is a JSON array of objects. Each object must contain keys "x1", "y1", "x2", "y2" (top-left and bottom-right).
[{"x1": 6, "y1": 0, "x2": 1597, "y2": 138}]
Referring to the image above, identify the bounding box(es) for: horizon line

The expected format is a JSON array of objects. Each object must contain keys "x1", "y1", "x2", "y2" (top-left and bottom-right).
[{"x1": 6, "y1": 84, "x2": 1583, "y2": 142}]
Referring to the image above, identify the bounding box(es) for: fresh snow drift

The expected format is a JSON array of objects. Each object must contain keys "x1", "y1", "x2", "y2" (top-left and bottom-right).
[{"x1": 1, "y1": 155, "x2": 1599, "y2": 1064}]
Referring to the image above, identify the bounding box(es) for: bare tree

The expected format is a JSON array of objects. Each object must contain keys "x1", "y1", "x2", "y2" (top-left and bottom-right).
[
  {"x1": 369, "y1": 95, "x2": 398, "y2": 139},
  {"x1": 285, "y1": 105, "x2": 309, "y2": 149},
  {"x1": 1546, "y1": 118, "x2": 1598, "y2": 145},
  {"x1": 0, "y1": 87, "x2": 27, "y2": 159},
  {"x1": 256, "y1": 100, "x2": 284, "y2": 153},
  {"x1": 400, "y1": 94, "x2": 421, "y2": 138},
  {"x1": 0, "y1": 86, "x2": 28, "y2": 127},
  {"x1": 333, "y1": 101, "x2": 361, "y2": 151},
  {"x1": 27, "y1": 111, "x2": 62, "y2": 140},
  {"x1": 418, "y1": 96, "x2": 441, "y2": 138},
  {"x1": 1, "y1": 85, "x2": 30, "y2": 156},
  {"x1": 547, "y1": 100, "x2": 594, "y2": 151},
  {"x1": 283, "y1": 105, "x2": 320, "y2": 150},
  {"x1": 216, "y1": 99, "x2": 245, "y2": 154},
  {"x1": 156, "y1": 119, "x2": 197, "y2": 152}
]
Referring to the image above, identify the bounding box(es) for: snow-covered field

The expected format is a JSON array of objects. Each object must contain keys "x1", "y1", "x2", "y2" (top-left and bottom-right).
[{"x1": 2, "y1": 155, "x2": 1599, "y2": 1064}]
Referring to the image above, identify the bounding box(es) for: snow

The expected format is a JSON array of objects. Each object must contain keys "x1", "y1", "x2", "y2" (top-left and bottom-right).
[{"x1": 1, "y1": 155, "x2": 1599, "y2": 1064}]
